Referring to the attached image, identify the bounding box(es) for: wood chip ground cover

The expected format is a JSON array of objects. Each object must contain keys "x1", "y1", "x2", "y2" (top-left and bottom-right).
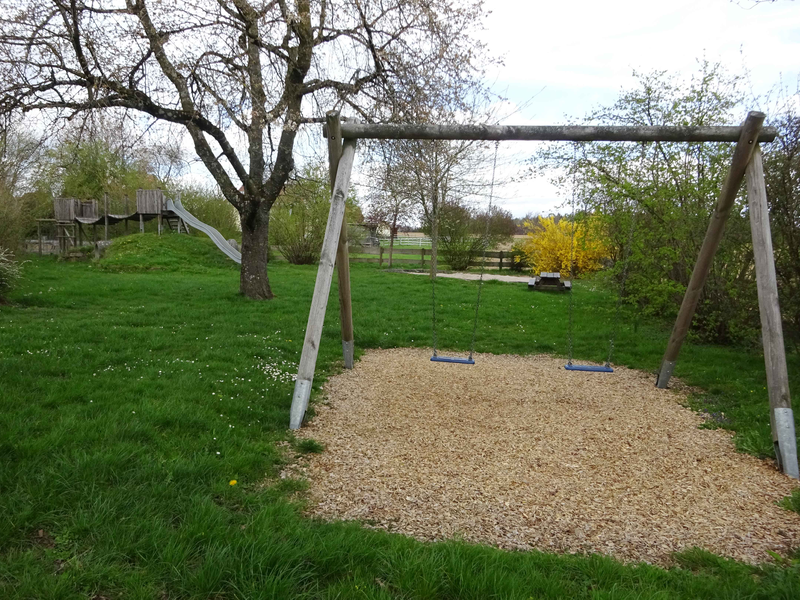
[{"x1": 291, "y1": 348, "x2": 800, "y2": 565}]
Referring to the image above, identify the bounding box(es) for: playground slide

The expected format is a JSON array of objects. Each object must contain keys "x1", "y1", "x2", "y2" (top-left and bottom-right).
[{"x1": 166, "y1": 199, "x2": 242, "y2": 264}]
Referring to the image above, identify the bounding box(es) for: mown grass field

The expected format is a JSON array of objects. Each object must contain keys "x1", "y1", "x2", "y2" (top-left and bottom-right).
[{"x1": 1, "y1": 233, "x2": 799, "y2": 599}]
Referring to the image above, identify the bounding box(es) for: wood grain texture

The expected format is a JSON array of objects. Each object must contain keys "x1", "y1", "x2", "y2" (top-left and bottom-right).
[
  {"x1": 327, "y1": 112, "x2": 355, "y2": 367},
  {"x1": 657, "y1": 112, "x2": 765, "y2": 388},
  {"x1": 747, "y1": 146, "x2": 798, "y2": 478},
  {"x1": 341, "y1": 120, "x2": 777, "y2": 143},
  {"x1": 290, "y1": 138, "x2": 358, "y2": 429},
  {"x1": 136, "y1": 189, "x2": 164, "y2": 215}
]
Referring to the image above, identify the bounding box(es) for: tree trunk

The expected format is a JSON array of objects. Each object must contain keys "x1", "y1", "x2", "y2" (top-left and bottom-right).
[
  {"x1": 239, "y1": 203, "x2": 274, "y2": 299},
  {"x1": 389, "y1": 226, "x2": 396, "y2": 267}
]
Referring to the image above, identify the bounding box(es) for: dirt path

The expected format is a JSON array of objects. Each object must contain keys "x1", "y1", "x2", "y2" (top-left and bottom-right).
[
  {"x1": 403, "y1": 271, "x2": 530, "y2": 283},
  {"x1": 291, "y1": 348, "x2": 800, "y2": 565}
]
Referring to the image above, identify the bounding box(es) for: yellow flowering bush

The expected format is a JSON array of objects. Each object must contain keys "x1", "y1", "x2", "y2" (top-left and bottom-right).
[{"x1": 521, "y1": 216, "x2": 608, "y2": 276}]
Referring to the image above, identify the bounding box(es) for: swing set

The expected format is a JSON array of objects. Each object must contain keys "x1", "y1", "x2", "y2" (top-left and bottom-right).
[
  {"x1": 288, "y1": 110, "x2": 798, "y2": 479},
  {"x1": 564, "y1": 147, "x2": 637, "y2": 374},
  {"x1": 429, "y1": 141, "x2": 499, "y2": 366}
]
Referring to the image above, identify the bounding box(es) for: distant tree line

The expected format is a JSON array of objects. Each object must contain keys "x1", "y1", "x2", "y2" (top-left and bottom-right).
[{"x1": 0, "y1": 117, "x2": 241, "y2": 252}]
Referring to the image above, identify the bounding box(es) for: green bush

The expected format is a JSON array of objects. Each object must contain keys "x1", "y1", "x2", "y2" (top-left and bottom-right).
[
  {"x1": 763, "y1": 109, "x2": 800, "y2": 349},
  {"x1": 0, "y1": 247, "x2": 23, "y2": 300},
  {"x1": 0, "y1": 125, "x2": 50, "y2": 252},
  {"x1": 270, "y1": 189, "x2": 329, "y2": 264},
  {"x1": 432, "y1": 202, "x2": 514, "y2": 271},
  {"x1": 535, "y1": 63, "x2": 771, "y2": 344},
  {"x1": 270, "y1": 163, "x2": 360, "y2": 265},
  {"x1": 169, "y1": 183, "x2": 240, "y2": 241},
  {"x1": 0, "y1": 191, "x2": 25, "y2": 253},
  {"x1": 508, "y1": 242, "x2": 529, "y2": 272}
]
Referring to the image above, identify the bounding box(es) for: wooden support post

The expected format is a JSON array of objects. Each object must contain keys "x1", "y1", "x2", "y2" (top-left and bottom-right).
[
  {"x1": 93, "y1": 223, "x2": 97, "y2": 243},
  {"x1": 104, "y1": 193, "x2": 109, "y2": 241},
  {"x1": 158, "y1": 212, "x2": 162, "y2": 236},
  {"x1": 379, "y1": 246, "x2": 384, "y2": 268},
  {"x1": 327, "y1": 112, "x2": 355, "y2": 370},
  {"x1": 499, "y1": 250, "x2": 503, "y2": 271},
  {"x1": 289, "y1": 138, "x2": 357, "y2": 429},
  {"x1": 421, "y1": 247, "x2": 425, "y2": 267},
  {"x1": 37, "y1": 221, "x2": 42, "y2": 256},
  {"x1": 139, "y1": 214, "x2": 144, "y2": 234},
  {"x1": 656, "y1": 111, "x2": 765, "y2": 389},
  {"x1": 747, "y1": 145, "x2": 799, "y2": 479}
]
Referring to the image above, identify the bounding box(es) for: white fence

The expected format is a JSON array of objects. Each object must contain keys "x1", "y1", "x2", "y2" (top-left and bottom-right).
[{"x1": 378, "y1": 236, "x2": 432, "y2": 247}]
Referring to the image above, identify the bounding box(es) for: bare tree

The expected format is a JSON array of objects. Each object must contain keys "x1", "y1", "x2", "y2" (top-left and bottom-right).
[
  {"x1": 0, "y1": 119, "x2": 46, "y2": 250},
  {"x1": 0, "y1": 0, "x2": 488, "y2": 298},
  {"x1": 364, "y1": 144, "x2": 417, "y2": 267},
  {"x1": 0, "y1": 120, "x2": 42, "y2": 197},
  {"x1": 364, "y1": 57, "x2": 501, "y2": 274},
  {"x1": 379, "y1": 127, "x2": 494, "y2": 278}
]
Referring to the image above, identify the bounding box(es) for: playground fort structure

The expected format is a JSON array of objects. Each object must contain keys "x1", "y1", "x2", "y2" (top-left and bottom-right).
[
  {"x1": 36, "y1": 189, "x2": 241, "y2": 263},
  {"x1": 288, "y1": 110, "x2": 799, "y2": 480}
]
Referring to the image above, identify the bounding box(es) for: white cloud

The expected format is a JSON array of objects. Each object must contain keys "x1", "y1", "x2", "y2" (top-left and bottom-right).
[
  {"x1": 474, "y1": 0, "x2": 800, "y2": 216},
  {"x1": 183, "y1": 1, "x2": 800, "y2": 218}
]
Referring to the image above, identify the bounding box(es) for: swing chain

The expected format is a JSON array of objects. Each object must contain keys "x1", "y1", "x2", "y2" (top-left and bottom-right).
[
  {"x1": 468, "y1": 140, "x2": 499, "y2": 360},
  {"x1": 605, "y1": 209, "x2": 637, "y2": 367},
  {"x1": 567, "y1": 145, "x2": 577, "y2": 367},
  {"x1": 431, "y1": 251, "x2": 438, "y2": 357}
]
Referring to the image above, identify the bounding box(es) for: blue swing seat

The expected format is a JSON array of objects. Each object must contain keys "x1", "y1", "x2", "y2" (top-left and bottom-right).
[
  {"x1": 565, "y1": 364, "x2": 614, "y2": 373},
  {"x1": 431, "y1": 356, "x2": 475, "y2": 365}
]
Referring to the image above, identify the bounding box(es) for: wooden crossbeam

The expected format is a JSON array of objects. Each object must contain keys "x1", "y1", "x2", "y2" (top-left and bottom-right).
[{"x1": 340, "y1": 123, "x2": 778, "y2": 143}]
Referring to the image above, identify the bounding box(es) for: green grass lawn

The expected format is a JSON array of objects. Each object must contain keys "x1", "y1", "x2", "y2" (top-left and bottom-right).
[{"x1": 1, "y1": 233, "x2": 799, "y2": 599}]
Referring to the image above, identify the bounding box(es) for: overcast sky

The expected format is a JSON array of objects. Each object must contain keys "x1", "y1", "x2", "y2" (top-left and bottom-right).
[
  {"x1": 472, "y1": 0, "x2": 800, "y2": 217},
  {"x1": 171, "y1": 1, "x2": 799, "y2": 219}
]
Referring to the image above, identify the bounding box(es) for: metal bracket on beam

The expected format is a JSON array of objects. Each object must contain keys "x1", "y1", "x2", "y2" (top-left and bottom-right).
[{"x1": 342, "y1": 340, "x2": 354, "y2": 370}]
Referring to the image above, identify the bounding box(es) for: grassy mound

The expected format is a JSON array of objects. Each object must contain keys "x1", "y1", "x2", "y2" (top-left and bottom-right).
[{"x1": 100, "y1": 233, "x2": 239, "y2": 272}]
